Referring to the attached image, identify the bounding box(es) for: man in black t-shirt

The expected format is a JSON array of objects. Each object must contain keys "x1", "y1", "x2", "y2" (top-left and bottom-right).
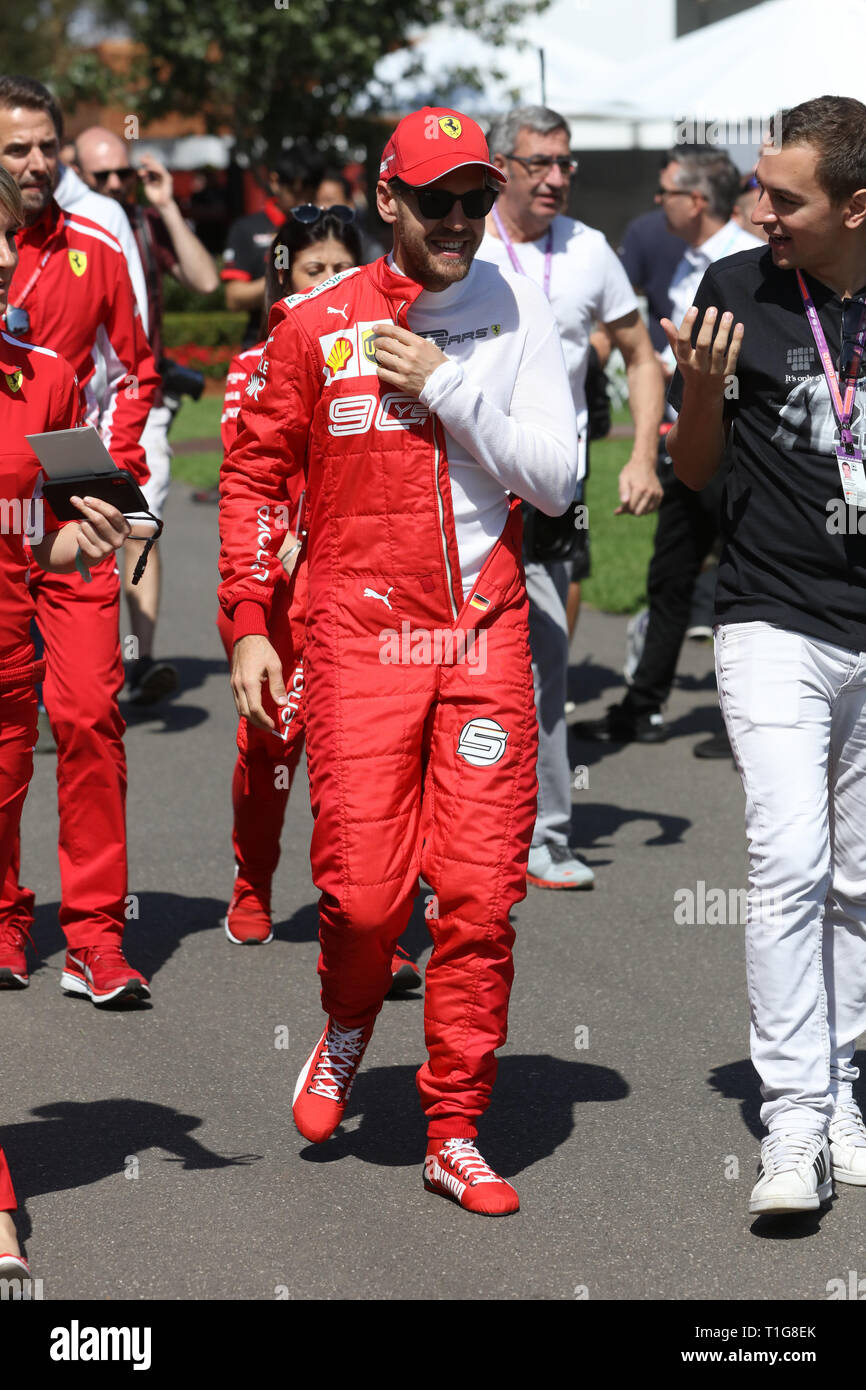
[
  {"x1": 665, "y1": 96, "x2": 866, "y2": 1219},
  {"x1": 222, "y1": 148, "x2": 323, "y2": 349}
]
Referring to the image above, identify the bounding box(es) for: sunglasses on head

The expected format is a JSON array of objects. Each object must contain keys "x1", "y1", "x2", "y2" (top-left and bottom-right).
[
  {"x1": 92, "y1": 168, "x2": 136, "y2": 186},
  {"x1": 5, "y1": 306, "x2": 30, "y2": 336},
  {"x1": 840, "y1": 295, "x2": 866, "y2": 378},
  {"x1": 292, "y1": 203, "x2": 355, "y2": 226},
  {"x1": 394, "y1": 181, "x2": 498, "y2": 221}
]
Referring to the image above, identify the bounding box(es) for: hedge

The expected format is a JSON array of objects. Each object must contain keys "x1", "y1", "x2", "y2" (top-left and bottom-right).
[{"x1": 163, "y1": 311, "x2": 246, "y2": 349}]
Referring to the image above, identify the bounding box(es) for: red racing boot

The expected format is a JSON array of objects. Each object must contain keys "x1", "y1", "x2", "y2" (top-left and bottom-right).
[
  {"x1": 292, "y1": 1017, "x2": 374, "y2": 1143},
  {"x1": 0, "y1": 918, "x2": 34, "y2": 989},
  {"x1": 424, "y1": 1137, "x2": 520, "y2": 1216},
  {"x1": 61, "y1": 945, "x2": 151, "y2": 1006},
  {"x1": 224, "y1": 873, "x2": 273, "y2": 945}
]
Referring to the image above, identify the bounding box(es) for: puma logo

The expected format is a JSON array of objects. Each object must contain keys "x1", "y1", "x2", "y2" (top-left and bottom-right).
[
  {"x1": 327, "y1": 304, "x2": 349, "y2": 322},
  {"x1": 363, "y1": 585, "x2": 394, "y2": 610}
]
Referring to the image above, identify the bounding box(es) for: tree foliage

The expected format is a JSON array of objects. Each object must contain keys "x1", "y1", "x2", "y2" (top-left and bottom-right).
[{"x1": 94, "y1": 0, "x2": 549, "y2": 153}]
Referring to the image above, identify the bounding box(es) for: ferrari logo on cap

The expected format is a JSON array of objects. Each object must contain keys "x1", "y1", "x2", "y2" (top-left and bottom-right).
[
  {"x1": 68, "y1": 249, "x2": 87, "y2": 277},
  {"x1": 4, "y1": 369, "x2": 22, "y2": 392},
  {"x1": 439, "y1": 116, "x2": 462, "y2": 139}
]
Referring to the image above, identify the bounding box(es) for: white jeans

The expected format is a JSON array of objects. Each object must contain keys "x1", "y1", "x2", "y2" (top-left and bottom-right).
[{"x1": 716, "y1": 620, "x2": 866, "y2": 1134}]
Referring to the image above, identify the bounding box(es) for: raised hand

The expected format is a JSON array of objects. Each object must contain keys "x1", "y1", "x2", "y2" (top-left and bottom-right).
[{"x1": 659, "y1": 305, "x2": 744, "y2": 396}]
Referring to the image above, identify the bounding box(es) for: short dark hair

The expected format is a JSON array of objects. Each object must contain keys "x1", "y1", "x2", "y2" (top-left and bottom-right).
[
  {"x1": 318, "y1": 166, "x2": 352, "y2": 202},
  {"x1": 664, "y1": 149, "x2": 742, "y2": 222},
  {"x1": 0, "y1": 74, "x2": 63, "y2": 139},
  {"x1": 771, "y1": 96, "x2": 866, "y2": 204},
  {"x1": 264, "y1": 214, "x2": 363, "y2": 323},
  {"x1": 270, "y1": 145, "x2": 324, "y2": 197}
]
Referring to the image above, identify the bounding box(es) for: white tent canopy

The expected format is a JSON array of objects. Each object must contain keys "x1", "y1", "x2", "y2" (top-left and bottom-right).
[
  {"x1": 577, "y1": 0, "x2": 866, "y2": 123},
  {"x1": 367, "y1": 24, "x2": 616, "y2": 119}
]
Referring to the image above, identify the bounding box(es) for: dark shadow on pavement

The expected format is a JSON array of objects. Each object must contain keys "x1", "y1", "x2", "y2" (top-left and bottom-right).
[
  {"x1": 4, "y1": 1098, "x2": 261, "y2": 1243},
  {"x1": 29, "y1": 893, "x2": 275, "y2": 985},
  {"x1": 300, "y1": 1054, "x2": 629, "y2": 1176},
  {"x1": 569, "y1": 800, "x2": 690, "y2": 852},
  {"x1": 566, "y1": 656, "x2": 623, "y2": 710}
]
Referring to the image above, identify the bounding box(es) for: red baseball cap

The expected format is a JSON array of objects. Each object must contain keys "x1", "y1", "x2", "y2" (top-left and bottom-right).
[{"x1": 379, "y1": 107, "x2": 507, "y2": 188}]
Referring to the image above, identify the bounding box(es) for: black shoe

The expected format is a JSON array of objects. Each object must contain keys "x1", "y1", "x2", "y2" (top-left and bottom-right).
[
  {"x1": 693, "y1": 731, "x2": 733, "y2": 760},
  {"x1": 571, "y1": 705, "x2": 669, "y2": 744},
  {"x1": 126, "y1": 656, "x2": 179, "y2": 707}
]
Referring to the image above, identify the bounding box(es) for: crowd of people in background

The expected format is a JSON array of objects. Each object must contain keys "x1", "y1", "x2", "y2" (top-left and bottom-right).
[{"x1": 1, "y1": 64, "x2": 865, "y2": 1260}]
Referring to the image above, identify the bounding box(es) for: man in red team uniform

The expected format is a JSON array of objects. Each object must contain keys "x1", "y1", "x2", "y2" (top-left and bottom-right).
[
  {"x1": 0, "y1": 163, "x2": 134, "y2": 1266},
  {"x1": 0, "y1": 76, "x2": 158, "y2": 1005},
  {"x1": 220, "y1": 108, "x2": 578, "y2": 1215}
]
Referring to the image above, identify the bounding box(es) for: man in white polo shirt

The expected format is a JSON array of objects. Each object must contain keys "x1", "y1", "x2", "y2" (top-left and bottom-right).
[{"x1": 477, "y1": 105, "x2": 664, "y2": 889}]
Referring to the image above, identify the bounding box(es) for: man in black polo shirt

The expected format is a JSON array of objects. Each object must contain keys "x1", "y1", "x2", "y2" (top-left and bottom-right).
[
  {"x1": 221, "y1": 148, "x2": 323, "y2": 349},
  {"x1": 665, "y1": 95, "x2": 866, "y2": 1217}
]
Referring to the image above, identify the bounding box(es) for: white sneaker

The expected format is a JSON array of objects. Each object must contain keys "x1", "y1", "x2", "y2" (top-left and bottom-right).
[
  {"x1": 829, "y1": 1102, "x2": 866, "y2": 1186},
  {"x1": 526, "y1": 843, "x2": 594, "y2": 890},
  {"x1": 749, "y1": 1130, "x2": 832, "y2": 1214}
]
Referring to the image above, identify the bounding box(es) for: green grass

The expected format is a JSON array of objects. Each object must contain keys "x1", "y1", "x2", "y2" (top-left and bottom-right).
[
  {"x1": 167, "y1": 401, "x2": 655, "y2": 615},
  {"x1": 169, "y1": 396, "x2": 223, "y2": 488},
  {"x1": 170, "y1": 394, "x2": 223, "y2": 442},
  {"x1": 582, "y1": 436, "x2": 657, "y2": 615}
]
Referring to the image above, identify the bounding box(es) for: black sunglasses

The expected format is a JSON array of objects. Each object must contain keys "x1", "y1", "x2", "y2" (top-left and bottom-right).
[
  {"x1": 92, "y1": 168, "x2": 136, "y2": 186},
  {"x1": 5, "y1": 306, "x2": 30, "y2": 336},
  {"x1": 292, "y1": 203, "x2": 355, "y2": 225},
  {"x1": 840, "y1": 296, "x2": 866, "y2": 378},
  {"x1": 394, "y1": 182, "x2": 498, "y2": 221}
]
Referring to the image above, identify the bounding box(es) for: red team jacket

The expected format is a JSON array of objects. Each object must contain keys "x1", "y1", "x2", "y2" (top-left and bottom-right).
[
  {"x1": 9, "y1": 200, "x2": 158, "y2": 483},
  {"x1": 219, "y1": 260, "x2": 498, "y2": 641},
  {"x1": 0, "y1": 331, "x2": 81, "y2": 680}
]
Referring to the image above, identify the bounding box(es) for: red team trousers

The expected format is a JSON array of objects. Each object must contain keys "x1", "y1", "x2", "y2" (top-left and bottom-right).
[
  {"x1": 217, "y1": 563, "x2": 307, "y2": 885},
  {"x1": 0, "y1": 673, "x2": 39, "y2": 1213},
  {"x1": 0, "y1": 561, "x2": 127, "y2": 945}
]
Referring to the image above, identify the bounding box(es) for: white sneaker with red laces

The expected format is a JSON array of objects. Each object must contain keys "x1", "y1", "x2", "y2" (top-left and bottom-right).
[
  {"x1": 424, "y1": 1137, "x2": 520, "y2": 1216},
  {"x1": 292, "y1": 1017, "x2": 374, "y2": 1143}
]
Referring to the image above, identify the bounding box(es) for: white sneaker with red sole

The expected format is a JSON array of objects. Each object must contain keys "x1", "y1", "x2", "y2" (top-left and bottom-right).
[
  {"x1": 292, "y1": 1017, "x2": 374, "y2": 1143},
  {"x1": 61, "y1": 945, "x2": 151, "y2": 1006},
  {"x1": 0, "y1": 1252, "x2": 30, "y2": 1280},
  {"x1": 424, "y1": 1137, "x2": 520, "y2": 1216}
]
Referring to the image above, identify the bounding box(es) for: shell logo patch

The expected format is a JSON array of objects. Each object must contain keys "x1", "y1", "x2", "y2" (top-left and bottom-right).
[
  {"x1": 4, "y1": 369, "x2": 22, "y2": 393},
  {"x1": 325, "y1": 337, "x2": 354, "y2": 378},
  {"x1": 439, "y1": 116, "x2": 462, "y2": 139},
  {"x1": 68, "y1": 249, "x2": 87, "y2": 277}
]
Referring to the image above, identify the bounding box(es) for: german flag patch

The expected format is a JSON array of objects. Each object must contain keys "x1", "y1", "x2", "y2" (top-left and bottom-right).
[{"x1": 469, "y1": 593, "x2": 491, "y2": 613}]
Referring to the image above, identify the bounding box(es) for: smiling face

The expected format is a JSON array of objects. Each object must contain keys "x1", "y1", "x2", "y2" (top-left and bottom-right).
[
  {"x1": 0, "y1": 106, "x2": 59, "y2": 224},
  {"x1": 377, "y1": 166, "x2": 487, "y2": 291},
  {"x1": 753, "y1": 143, "x2": 852, "y2": 275}
]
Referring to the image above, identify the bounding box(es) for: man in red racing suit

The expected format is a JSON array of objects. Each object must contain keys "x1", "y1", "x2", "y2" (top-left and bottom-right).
[{"x1": 219, "y1": 107, "x2": 577, "y2": 1216}]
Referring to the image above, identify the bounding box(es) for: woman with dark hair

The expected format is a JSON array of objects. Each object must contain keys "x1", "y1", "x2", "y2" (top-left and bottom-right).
[{"x1": 216, "y1": 209, "x2": 422, "y2": 993}]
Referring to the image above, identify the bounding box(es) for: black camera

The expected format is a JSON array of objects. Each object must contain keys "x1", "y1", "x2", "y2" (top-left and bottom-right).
[{"x1": 159, "y1": 357, "x2": 205, "y2": 413}]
